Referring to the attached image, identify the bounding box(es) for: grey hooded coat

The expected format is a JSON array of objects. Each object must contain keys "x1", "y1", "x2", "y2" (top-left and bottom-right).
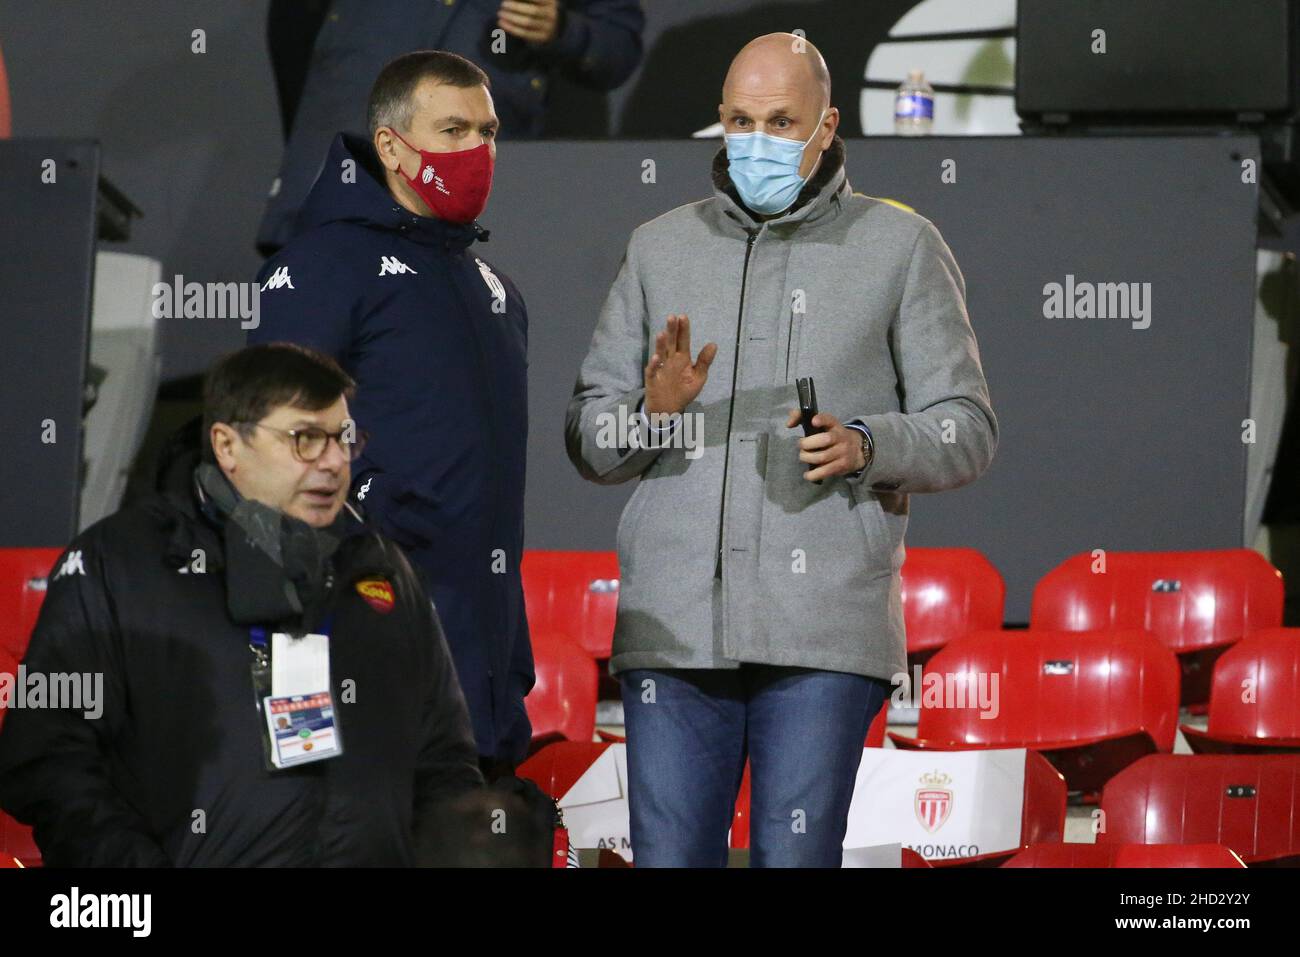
[{"x1": 565, "y1": 136, "x2": 998, "y2": 681}]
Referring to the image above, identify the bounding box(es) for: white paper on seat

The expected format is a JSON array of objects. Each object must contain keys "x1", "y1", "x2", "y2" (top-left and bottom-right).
[
  {"x1": 841, "y1": 843, "x2": 904, "y2": 868},
  {"x1": 557, "y1": 744, "x2": 633, "y2": 862},
  {"x1": 843, "y1": 748, "x2": 1027, "y2": 861}
]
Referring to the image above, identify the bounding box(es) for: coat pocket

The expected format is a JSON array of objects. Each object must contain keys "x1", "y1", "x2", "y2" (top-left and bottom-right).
[
  {"x1": 616, "y1": 481, "x2": 649, "y2": 572},
  {"x1": 848, "y1": 483, "x2": 898, "y2": 572}
]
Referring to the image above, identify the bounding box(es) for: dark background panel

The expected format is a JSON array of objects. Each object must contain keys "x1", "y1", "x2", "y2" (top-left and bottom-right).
[{"x1": 0, "y1": 139, "x2": 99, "y2": 545}]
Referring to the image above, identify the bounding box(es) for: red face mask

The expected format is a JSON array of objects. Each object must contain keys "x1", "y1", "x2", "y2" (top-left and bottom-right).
[{"x1": 390, "y1": 129, "x2": 494, "y2": 224}]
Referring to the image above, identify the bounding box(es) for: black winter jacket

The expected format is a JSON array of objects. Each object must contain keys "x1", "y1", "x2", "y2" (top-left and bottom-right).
[{"x1": 0, "y1": 433, "x2": 483, "y2": 866}]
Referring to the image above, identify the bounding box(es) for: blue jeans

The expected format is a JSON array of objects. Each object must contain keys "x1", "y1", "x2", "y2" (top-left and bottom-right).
[{"x1": 619, "y1": 665, "x2": 891, "y2": 867}]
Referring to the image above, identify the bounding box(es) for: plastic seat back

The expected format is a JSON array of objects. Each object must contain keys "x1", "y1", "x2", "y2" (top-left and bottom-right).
[
  {"x1": 1200, "y1": 628, "x2": 1300, "y2": 745},
  {"x1": 901, "y1": 547, "x2": 1005, "y2": 656},
  {"x1": 1100, "y1": 754, "x2": 1300, "y2": 864},
  {"x1": 521, "y1": 550, "x2": 619, "y2": 659},
  {"x1": 524, "y1": 630, "x2": 598, "y2": 748},
  {"x1": 1031, "y1": 549, "x2": 1283, "y2": 656},
  {"x1": 0, "y1": 548, "x2": 63, "y2": 659},
  {"x1": 908, "y1": 629, "x2": 1179, "y2": 752},
  {"x1": 1003, "y1": 842, "x2": 1246, "y2": 868}
]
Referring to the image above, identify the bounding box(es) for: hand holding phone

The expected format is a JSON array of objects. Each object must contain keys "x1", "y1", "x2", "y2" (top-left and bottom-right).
[{"x1": 796, "y1": 377, "x2": 824, "y2": 484}]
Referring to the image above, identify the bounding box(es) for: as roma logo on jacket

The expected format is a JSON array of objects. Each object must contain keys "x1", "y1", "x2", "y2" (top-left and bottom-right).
[{"x1": 355, "y1": 577, "x2": 395, "y2": 614}]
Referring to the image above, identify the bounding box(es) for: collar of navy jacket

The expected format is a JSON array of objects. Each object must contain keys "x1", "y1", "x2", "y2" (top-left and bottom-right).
[{"x1": 298, "y1": 132, "x2": 492, "y2": 253}]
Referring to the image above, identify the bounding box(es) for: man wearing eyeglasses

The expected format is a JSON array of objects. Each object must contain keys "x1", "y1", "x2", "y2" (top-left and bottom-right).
[{"x1": 0, "y1": 343, "x2": 484, "y2": 866}]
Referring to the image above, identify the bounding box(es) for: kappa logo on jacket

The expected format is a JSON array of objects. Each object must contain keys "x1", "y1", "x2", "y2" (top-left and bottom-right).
[
  {"x1": 355, "y1": 576, "x2": 395, "y2": 614},
  {"x1": 261, "y1": 266, "x2": 294, "y2": 291},
  {"x1": 52, "y1": 549, "x2": 86, "y2": 580},
  {"x1": 378, "y1": 256, "x2": 418, "y2": 277}
]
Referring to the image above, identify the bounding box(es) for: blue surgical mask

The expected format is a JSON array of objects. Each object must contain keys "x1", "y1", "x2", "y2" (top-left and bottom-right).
[{"x1": 724, "y1": 109, "x2": 827, "y2": 215}]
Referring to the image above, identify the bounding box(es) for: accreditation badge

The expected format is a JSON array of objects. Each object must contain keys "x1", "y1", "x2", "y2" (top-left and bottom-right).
[{"x1": 252, "y1": 627, "x2": 343, "y2": 770}]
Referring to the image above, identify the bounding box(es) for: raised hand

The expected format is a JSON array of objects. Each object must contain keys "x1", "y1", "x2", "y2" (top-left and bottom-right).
[{"x1": 645, "y1": 314, "x2": 717, "y2": 416}]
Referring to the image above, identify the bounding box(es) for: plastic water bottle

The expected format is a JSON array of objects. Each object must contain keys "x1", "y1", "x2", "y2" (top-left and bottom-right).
[{"x1": 894, "y1": 69, "x2": 934, "y2": 135}]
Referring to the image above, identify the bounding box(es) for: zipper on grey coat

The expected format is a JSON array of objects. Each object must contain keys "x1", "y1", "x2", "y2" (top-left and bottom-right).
[
  {"x1": 783, "y1": 294, "x2": 798, "y2": 382},
  {"x1": 715, "y1": 228, "x2": 759, "y2": 579}
]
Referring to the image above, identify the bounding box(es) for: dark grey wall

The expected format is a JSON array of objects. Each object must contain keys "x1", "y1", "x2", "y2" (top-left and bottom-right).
[
  {"x1": 0, "y1": 0, "x2": 281, "y2": 380},
  {"x1": 483, "y1": 136, "x2": 1258, "y2": 621}
]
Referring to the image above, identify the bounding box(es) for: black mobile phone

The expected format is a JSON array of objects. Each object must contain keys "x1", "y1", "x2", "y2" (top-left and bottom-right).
[{"x1": 796, "y1": 377, "x2": 824, "y2": 484}]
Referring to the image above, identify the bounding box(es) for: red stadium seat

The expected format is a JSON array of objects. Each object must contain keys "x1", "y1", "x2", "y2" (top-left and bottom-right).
[
  {"x1": 1002, "y1": 843, "x2": 1246, "y2": 868},
  {"x1": 0, "y1": 547, "x2": 63, "y2": 659},
  {"x1": 901, "y1": 547, "x2": 1005, "y2": 659},
  {"x1": 521, "y1": 550, "x2": 619, "y2": 659},
  {"x1": 0, "y1": 814, "x2": 39, "y2": 868},
  {"x1": 0, "y1": 41, "x2": 10, "y2": 139},
  {"x1": 888, "y1": 629, "x2": 1180, "y2": 794},
  {"x1": 1030, "y1": 549, "x2": 1284, "y2": 707},
  {"x1": 523, "y1": 630, "x2": 598, "y2": 752},
  {"x1": 1181, "y1": 628, "x2": 1300, "y2": 754},
  {"x1": 0, "y1": 647, "x2": 41, "y2": 867},
  {"x1": 0, "y1": 646, "x2": 15, "y2": 732},
  {"x1": 1099, "y1": 754, "x2": 1300, "y2": 866},
  {"x1": 731, "y1": 762, "x2": 754, "y2": 849}
]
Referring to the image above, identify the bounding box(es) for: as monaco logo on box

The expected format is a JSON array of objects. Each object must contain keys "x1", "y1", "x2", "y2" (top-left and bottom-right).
[
  {"x1": 843, "y1": 749, "x2": 1027, "y2": 862},
  {"x1": 915, "y1": 770, "x2": 953, "y2": 834}
]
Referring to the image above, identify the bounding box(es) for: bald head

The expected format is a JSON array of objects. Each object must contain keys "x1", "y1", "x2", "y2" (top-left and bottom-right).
[
  {"x1": 720, "y1": 33, "x2": 837, "y2": 181},
  {"x1": 725, "y1": 33, "x2": 830, "y2": 109}
]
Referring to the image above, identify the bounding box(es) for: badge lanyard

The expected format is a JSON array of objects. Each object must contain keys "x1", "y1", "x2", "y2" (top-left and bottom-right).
[{"x1": 250, "y1": 614, "x2": 343, "y2": 771}]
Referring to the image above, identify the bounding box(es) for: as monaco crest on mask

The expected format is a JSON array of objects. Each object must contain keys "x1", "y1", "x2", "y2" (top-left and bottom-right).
[{"x1": 390, "y1": 127, "x2": 494, "y2": 224}]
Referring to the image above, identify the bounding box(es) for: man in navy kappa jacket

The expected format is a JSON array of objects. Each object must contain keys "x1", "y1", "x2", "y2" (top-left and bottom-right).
[
  {"x1": 257, "y1": 0, "x2": 645, "y2": 255},
  {"x1": 250, "y1": 51, "x2": 533, "y2": 777}
]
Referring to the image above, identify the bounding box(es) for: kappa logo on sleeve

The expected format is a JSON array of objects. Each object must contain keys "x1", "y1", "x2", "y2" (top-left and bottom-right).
[
  {"x1": 52, "y1": 550, "x2": 86, "y2": 580},
  {"x1": 260, "y1": 266, "x2": 294, "y2": 291},
  {"x1": 355, "y1": 577, "x2": 395, "y2": 614}
]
